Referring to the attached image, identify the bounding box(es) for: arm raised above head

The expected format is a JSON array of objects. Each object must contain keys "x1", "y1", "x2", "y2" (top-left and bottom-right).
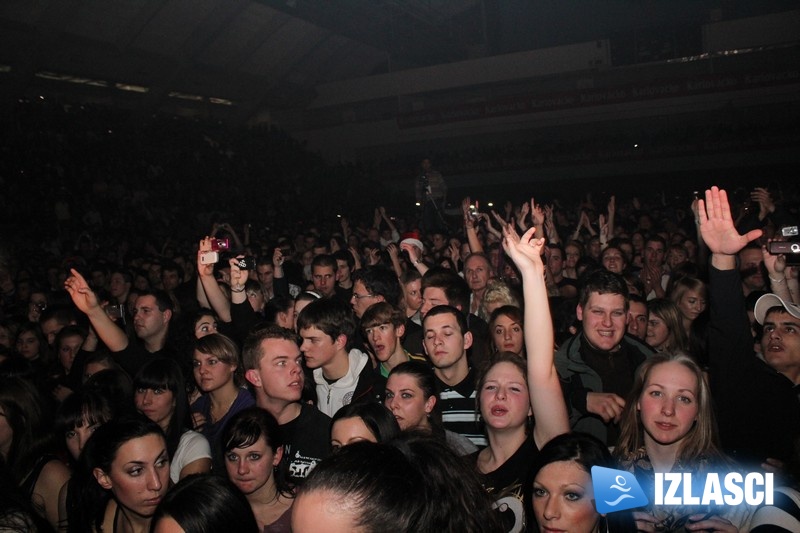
[{"x1": 502, "y1": 224, "x2": 569, "y2": 448}]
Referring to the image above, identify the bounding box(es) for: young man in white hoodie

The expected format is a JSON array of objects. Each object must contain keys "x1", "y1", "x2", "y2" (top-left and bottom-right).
[{"x1": 297, "y1": 298, "x2": 384, "y2": 417}]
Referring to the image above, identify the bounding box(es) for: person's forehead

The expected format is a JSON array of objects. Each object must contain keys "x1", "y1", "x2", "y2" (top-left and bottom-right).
[
  {"x1": 629, "y1": 301, "x2": 647, "y2": 315},
  {"x1": 261, "y1": 338, "x2": 301, "y2": 359},
  {"x1": 764, "y1": 309, "x2": 800, "y2": 325},
  {"x1": 365, "y1": 321, "x2": 394, "y2": 331},
  {"x1": 257, "y1": 264, "x2": 273, "y2": 272},
  {"x1": 465, "y1": 256, "x2": 489, "y2": 268},
  {"x1": 586, "y1": 292, "x2": 626, "y2": 308},
  {"x1": 136, "y1": 295, "x2": 158, "y2": 308},
  {"x1": 423, "y1": 286, "x2": 448, "y2": 300},
  {"x1": 313, "y1": 265, "x2": 335, "y2": 274},
  {"x1": 645, "y1": 241, "x2": 664, "y2": 250},
  {"x1": 424, "y1": 312, "x2": 459, "y2": 329}
]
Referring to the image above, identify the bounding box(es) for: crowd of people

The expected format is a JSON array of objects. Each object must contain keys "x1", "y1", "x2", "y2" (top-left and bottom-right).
[{"x1": 1, "y1": 99, "x2": 800, "y2": 532}]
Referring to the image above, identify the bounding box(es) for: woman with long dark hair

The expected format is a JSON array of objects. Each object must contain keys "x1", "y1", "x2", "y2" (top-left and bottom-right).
[
  {"x1": 222, "y1": 407, "x2": 293, "y2": 532},
  {"x1": 69, "y1": 416, "x2": 170, "y2": 533},
  {"x1": 0, "y1": 376, "x2": 70, "y2": 529},
  {"x1": 385, "y1": 361, "x2": 477, "y2": 455},
  {"x1": 134, "y1": 358, "x2": 211, "y2": 483}
]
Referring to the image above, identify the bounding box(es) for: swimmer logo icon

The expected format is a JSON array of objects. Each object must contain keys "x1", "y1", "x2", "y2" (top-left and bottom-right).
[{"x1": 591, "y1": 466, "x2": 649, "y2": 514}]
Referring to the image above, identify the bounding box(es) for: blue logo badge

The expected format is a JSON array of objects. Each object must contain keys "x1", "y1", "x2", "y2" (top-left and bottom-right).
[{"x1": 591, "y1": 466, "x2": 649, "y2": 514}]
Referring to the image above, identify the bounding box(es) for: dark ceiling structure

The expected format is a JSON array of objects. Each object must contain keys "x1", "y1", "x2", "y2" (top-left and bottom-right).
[
  {"x1": 0, "y1": 0, "x2": 796, "y2": 122},
  {"x1": 0, "y1": 0, "x2": 485, "y2": 120}
]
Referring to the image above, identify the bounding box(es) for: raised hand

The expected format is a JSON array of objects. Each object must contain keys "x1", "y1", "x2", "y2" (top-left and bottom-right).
[
  {"x1": 519, "y1": 200, "x2": 530, "y2": 223},
  {"x1": 762, "y1": 243, "x2": 786, "y2": 278},
  {"x1": 502, "y1": 222, "x2": 545, "y2": 275},
  {"x1": 698, "y1": 186, "x2": 762, "y2": 256},
  {"x1": 348, "y1": 246, "x2": 362, "y2": 270},
  {"x1": 197, "y1": 237, "x2": 215, "y2": 278},
  {"x1": 273, "y1": 247, "x2": 285, "y2": 268},
  {"x1": 598, "y1": 214, "x2": 609, "y2": 242},
  {"x1": 400, "y1": 242, "x2": 420, "y2": 263},
  {"x1": 531, "y1": 197, "x2": 545, "y2": 227},
  {"x1": 751, "y1": 187, "x2": 775, "y2": 220},
  {"x1": 448, "y1": 241, "x2": 461, "y2": 263},
  {"x1": 64, "y1": 268, "x2": 101, "y2": 315},
  {"x1": 228, "y1": 257, "x2": 247, "y2": 290}
]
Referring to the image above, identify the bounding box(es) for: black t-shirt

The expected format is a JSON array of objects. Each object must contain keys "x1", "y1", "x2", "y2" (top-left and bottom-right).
[
  {"x1": 280, "y1": 404, "x2": 331, "y2": 485},
  {"x1": 472, "y1": 438, "x2": 538, "y2": 533}
]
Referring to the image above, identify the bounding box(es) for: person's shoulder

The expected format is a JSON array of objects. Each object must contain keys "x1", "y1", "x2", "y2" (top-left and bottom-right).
[
  {"x1": 179, "y1": 429, "x2": 210, "y2": 448},
  {"x1": 555, "y1": 334, "x2": 581, "y2": 358},
  {"x1": 622, "y1": 333, "x2": 655, "y2": 357},
  {"x1": 299, "y1": 403, "x2": 332, "y2": 423}
]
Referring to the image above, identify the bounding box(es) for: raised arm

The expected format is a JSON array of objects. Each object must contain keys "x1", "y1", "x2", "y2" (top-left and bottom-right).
[
  {"x1": 386, "y1": 243, "x2": 404, "y2": 279},
  {"x1": 196, "y1": 237, "x2": 232, "y2": 322},
  {"x1": 379, "y1": 206, "x2": 400, "y2": 242},
  {"x1": 462, "y1": 197, "x2": 484, "y2": 254},
  {"x1": 65, "y1": 269, "x2": 129, "y2": 352},
  {"x1": 762, "y1": 244, "x2": 794, "y2": 303},
  {"x1": 502, "y1": 223, "x2": 569, "y2": 448}
]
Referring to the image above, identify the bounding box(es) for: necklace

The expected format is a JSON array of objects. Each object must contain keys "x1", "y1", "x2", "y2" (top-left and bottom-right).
[{"x1": 210, "y1": 393, "x2": 237, "y2": 423}]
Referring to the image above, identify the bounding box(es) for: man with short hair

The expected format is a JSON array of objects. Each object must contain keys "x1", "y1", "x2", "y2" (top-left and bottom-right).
[
  {"x1": 350, "y1": 266, "x2": 402, "y2": 319},
  {"x1": 546, "y1": 244, "x2": 578, "y2": 299},
  {"x1": 332, "y1": 249, "x2": 355, "y2": 300},
  {"x1": 414, "y1": 267, "x2": 490, "y2": 367},
  {"x1": 243, "y1": 325, "x2": 330, "y2": 484},
  {"x1": 464, "y1": 253, "x2": 493, "y2": 315},
  {"x1": 255, "y1": 257, "x2": 276, "y2": 301},
  {"x1": 310, "y1": 254, "x2": 348, "y2": 303},
  {"x1": 423, "y1": 305, "x2": 485, "y2": 447},
  {"x1": 626, "y1": 294, "x2": 649, "y2": 341},
  {"x1": 65, "y1": 268, "x2": 175, "y2": 376},
  {"x1": 297, "y1": 298, "x2": 382, "y2": 416},
  {"x1": 700, "y1": 186, "x2": 800, "y2": 467},
  {"x1": 641, "y1": 235, "x2": 668, "y2": 299},
  {"x1": 555, "y1": 270, "x2": 654, "y2": 445},
  {"x1": 161, "y1": 260, "x2": 196, "y2": 316},
  {"x1": 109, "y1": 269, "x2": 132, "y2": 306},
  {"x1": 361, "y1": 302, "x2": 426, "y2": 378},
  {"x1": 39, "y1": 306, "x2": 79, "y2": 347}
]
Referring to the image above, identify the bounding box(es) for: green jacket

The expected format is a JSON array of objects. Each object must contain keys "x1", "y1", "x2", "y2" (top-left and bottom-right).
[{"x1": 554, "y1": 333, "x2": 654, "y2": 443}]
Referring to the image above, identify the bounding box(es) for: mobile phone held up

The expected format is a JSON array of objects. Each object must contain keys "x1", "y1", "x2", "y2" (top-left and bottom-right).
[{"x1": 200, "y1": 251, "x2": 219, "y2": 264}]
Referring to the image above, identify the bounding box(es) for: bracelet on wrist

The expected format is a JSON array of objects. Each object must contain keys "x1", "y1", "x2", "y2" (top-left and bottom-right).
[
  {"x1": 231, "y1": 285, "x2": 245, "y2": 293},
  {"x1": 769, "y1": 276, "x2": 785, "y2": 284}
]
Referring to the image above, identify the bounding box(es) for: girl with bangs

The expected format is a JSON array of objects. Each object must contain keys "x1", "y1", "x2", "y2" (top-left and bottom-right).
[
  {"x1": 222, "y1": 407, "x2": 294, "y2": 532},
  {"x1": 190, "y1": 333, "x2": 254, "y2": 471},
  {"x1": 134, "y1": 358, "x2": 211, "y2": 484}
]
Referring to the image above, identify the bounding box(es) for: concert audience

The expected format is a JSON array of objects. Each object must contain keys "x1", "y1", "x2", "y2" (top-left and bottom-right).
[{"x1": 2, "y1": 99, "x2": 799, "y2": 531}]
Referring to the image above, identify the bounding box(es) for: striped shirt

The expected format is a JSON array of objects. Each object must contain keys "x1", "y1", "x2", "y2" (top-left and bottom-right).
[{"x1": 436, "y1": 368, "x2": 486, "y2": 448}]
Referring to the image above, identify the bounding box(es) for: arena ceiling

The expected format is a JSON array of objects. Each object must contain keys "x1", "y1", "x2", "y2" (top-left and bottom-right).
[
  {"x1": 0, "y1": 0, "x2": 483, "y2": 117},
  {"x1": 0, "y1": 0, "x2": 795, "y2": 122}
]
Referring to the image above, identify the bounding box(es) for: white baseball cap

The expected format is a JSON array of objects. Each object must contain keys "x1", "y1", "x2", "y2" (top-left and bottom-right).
[{"x1": 754, "y1": 293, "x2": 800, "y2": 325}]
